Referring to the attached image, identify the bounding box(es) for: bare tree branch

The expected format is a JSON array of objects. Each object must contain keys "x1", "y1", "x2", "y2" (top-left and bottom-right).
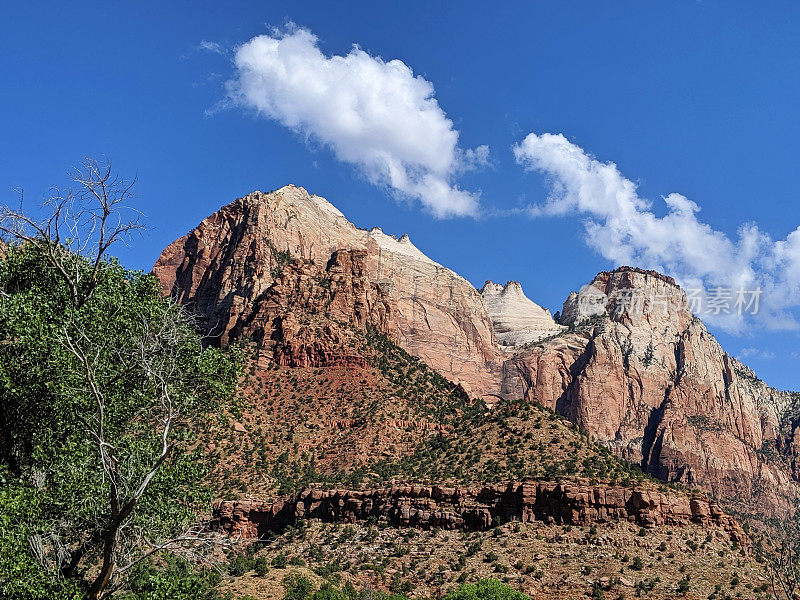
[
  {"x1": 0, "y1": 158, "x2": 145, "y2": 310},
  {"x1": 760, "y1": 513, "x2": 800, "y2": 600}
]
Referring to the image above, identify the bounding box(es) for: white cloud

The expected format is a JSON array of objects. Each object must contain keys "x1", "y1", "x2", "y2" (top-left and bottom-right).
[
  {"x1": 514, "y1": 132, "x2": 800, "y2": 331},
  {"x1": 225, "y1": 26, "x2": 483, "y2": 218},
  {"x1": 198, "y1": 40, "x2": 225, "y2": 55},
  {"x1": 738, "y1": 347, "x2": 777, "y2": 360}
]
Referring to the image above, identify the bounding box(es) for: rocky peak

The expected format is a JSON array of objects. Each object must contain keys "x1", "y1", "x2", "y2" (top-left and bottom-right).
[
  {"x1": 560, "y1": 266, "x2": 691, "y2": 333},
  {"x1": 481, "y1": 280, "x2": 564, "y2": 347},
  {"x1": 153, "y1": 185, "x2": 501, "y2": 398},
  {"x1": 504, "y1": 265, "x2": 797, "y2": 514},
  {"x1": 608, "y1": 266, "x2": 678, "y2": 286},
  {"x1": 365, "y1": 226, "x2": 467, "y2": 283},
  {"x1": 154, "y1": 186, "x2": 799, "y2": 516}
]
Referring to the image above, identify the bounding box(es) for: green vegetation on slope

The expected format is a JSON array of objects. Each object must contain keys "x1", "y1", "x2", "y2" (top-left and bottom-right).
[
  {"x1": 219, "y1": 519, "x2": 765, "y2": 600},
  {"x1": 207, "y1": 324, "x2": 654, "y2": 500}
]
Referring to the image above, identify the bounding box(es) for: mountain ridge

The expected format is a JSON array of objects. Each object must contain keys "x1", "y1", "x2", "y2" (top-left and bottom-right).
[{"x1": 154, "y1": 184, "x2": 799, "y2": 516}]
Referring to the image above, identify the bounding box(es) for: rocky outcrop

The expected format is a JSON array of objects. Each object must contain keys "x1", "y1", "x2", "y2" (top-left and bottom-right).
[
  {"x1": 211, "y1": 481, "x2": 748, "y2": 547},
  {"x1": 244, "y1": 251, "x2": 390, "y2": 368},
  {"x1": 503, "y1": 267, "x2": 798, "y2": 513},
  {"x1": 481, "y1": 281, "x2": 564, "y2": 347},
  {"x1": 154, "y1": 186, "x2": 501, "y2": 399}
]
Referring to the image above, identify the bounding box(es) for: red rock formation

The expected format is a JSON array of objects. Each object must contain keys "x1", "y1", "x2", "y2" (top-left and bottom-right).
[
  {"x1": 504, "y1": 269, "x2": 797, "y2": 513},
  {"x1": 210, "y1": 481, "x2": 748, "y2": 548},
  {"x1": 154, "y1": 186, "x2": 500, "y2": 398},
  {"x1": 253, "y1": 253, "x2": 387, "y2": 368}
]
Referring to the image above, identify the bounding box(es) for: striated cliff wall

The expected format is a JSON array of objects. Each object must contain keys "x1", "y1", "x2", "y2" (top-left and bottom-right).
[
  {"x1": 154, "y1": 186, "x2": 501, "y2": 399},
  {"x1": 481, "y1": 280, "x2": 564, "y2": 347},
  {"x1": 210, "y1": 481, "x2": 748, "y2": 547},
  {"x1": 502, "y1": 267, "x2": 798, "y2": 513}
]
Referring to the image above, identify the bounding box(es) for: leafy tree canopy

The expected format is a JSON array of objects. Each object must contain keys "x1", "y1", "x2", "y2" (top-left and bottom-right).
[
  {"x1": 442, "y1": 579, "x2": 531, "y2": 600},
  {"x1": 0, "y1": 242, "x2": 240, "y2": 599}
]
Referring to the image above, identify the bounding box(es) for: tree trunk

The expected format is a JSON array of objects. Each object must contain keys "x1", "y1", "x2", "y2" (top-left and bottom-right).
[
  {"x1": 86, "y1": 531, "x2": 117, "y2": 600},
  {"x1": 86, "y1": 498, "x2": 136, "y2": 600}
]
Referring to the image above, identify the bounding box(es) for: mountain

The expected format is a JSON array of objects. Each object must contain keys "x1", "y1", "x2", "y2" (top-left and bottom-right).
[
  {"x1": 480, "y1": 281, "x2": 564, "y2": 348},
  {"x1": 503, "y1": 268, "x2": 799, "y2": 514},
  {"x1": 154, "y1": 185, "x2": 799, "y2": 517},
  {"x1": 154, "y1": 185, "x2": 500, "y2": 399}
]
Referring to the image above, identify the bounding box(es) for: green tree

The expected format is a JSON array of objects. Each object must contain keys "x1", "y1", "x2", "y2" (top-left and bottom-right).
[
  {"x1": 283, "y1": 573, "x2": 314, "y2": 600},
  {"x1": 442, "y1": 579, "x2": 530, "y2": 600},
  {"x1": 312, "y1": 582, "x2": 345, "y2": 600},
  {"x1": 0, "y1": 162, "x2": 240, "y2": 599},
  {"x1": 118, "y1": 554, "x2": 223, "y2": 600}
]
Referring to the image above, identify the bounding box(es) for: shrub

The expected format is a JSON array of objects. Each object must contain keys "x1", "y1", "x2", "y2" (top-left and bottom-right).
[
  {"x1": 466, "y1": 541, "x2": 482, "y2": 557},
  {"x1": 283, "y1": 573, "x2": 314, "y2": 600},
  {"x1": 121, "y1": 554, "x2": 224, "y2": 600},
  {"x1": 254, "y1": 556, "x2": 270, "y2": 577},
  {"x1": 442, "y1": 579, "x2": 530, "y2": 600},
  {"x1": 228, "y1": 555, "x2": 254, "y2": 577},
  {"x1": 312, "y1": 582, "x2": 345, "y2": 600},
  {"x1": 676, "y1": 576, "x2": 690, "y2": 595},
  {"x1": 272, "y1": 553, "x2": 289, "y2": 568}
]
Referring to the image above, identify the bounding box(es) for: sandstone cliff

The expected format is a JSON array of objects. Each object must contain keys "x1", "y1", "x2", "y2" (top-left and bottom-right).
[
  {"x1": 481, "y1": 281, "x2": 564, "y2": 347},
  {"x1": 502, "y1": 267, "x2": 798, "y2": 513},
  {"x1": 154, "y1": 186, "x2": 501, "y2": 399},
  {"x1": 211, "y1": 481, "x2": 748, "y2": 548}
]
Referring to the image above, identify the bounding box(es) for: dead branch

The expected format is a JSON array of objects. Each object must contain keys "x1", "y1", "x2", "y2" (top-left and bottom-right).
[{"x1": 0, "y1": 158, "x2": 145, "y2": 309}]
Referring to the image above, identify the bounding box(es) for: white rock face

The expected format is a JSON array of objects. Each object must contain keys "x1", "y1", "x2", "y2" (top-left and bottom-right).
[
  {"x1": 366, "y1": 228, "x2": 469, "y2": 285},
  {"x1": 363, "y1": 226, "x2": 500, "y2": 397},
  {"x1": 480, "y1": 281, "x2": 565, "y2": 347}
]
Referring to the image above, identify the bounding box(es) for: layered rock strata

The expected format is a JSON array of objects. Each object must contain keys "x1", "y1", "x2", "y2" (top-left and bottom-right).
[
  {"x1": 211, "y1": 481, "x2": 748, "y2": 547},
  {"x1": 154, "y1": 187, "x2": 799, "y2": 515},
  {"x1": 153, "y1": 186, "x2": 500, "y2": 398},
  {"x1": 502, "y1": 267, "x2": 798, "y2": 512}
]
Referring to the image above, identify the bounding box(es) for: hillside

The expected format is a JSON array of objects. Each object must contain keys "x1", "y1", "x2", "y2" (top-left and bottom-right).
[
  {"x1": 201, "y1": 322, "x2": 764, "y2": 599},
  {"x1": 219, "y1": 518, "x2": 763, "y2": 600},
  {"x1": 203, "y1": 321, "x2": 650, "y2": 500}
]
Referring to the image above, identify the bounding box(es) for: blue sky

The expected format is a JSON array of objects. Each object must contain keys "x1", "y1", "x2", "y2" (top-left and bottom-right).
[{"x1": 2, "y1": 1, "x2": 799, "y2": 389}]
